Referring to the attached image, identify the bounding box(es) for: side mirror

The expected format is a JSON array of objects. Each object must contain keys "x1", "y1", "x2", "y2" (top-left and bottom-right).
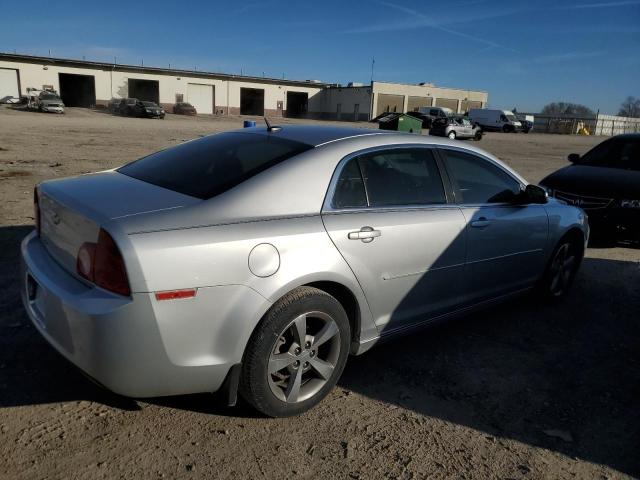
[
  {"x1": 524, "y1": 184, "x2": 548, "y2": 204},
  {"x1": 568, "y1": 153, "x2": 581, "y2": 163}
]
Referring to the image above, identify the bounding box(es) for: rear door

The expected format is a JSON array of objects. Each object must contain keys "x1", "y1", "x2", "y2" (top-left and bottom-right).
[
  {"x1": 322, "y1": 146, "x2": 468, "y2": 333},
  {"x1": 439, "y1": 147, "x2": 548, "y2": 301}
]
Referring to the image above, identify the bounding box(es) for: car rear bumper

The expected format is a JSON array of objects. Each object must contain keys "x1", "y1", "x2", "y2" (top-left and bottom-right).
[{"x1": 20, "y1": 231, "x2": 269, "y2": 398}]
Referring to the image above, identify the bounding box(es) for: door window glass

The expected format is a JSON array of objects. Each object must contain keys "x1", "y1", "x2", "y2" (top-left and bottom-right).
[
  {"x1": 581, "y1": 138, "x2": 640, "y2": 170},
  {"x1": 358, "y1": 149, "x2": 446, "y2": 206},
  {"x1": 442, "y1": 149, "x2": 521, "y2": 204},
  {"x1": 331, "y1": 158, "x2": 367, "y2": 208}
]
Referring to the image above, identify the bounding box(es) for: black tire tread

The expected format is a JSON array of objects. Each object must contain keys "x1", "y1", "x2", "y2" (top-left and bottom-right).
[{"x1": 239, "y1": 286, "x2": 349, "y2": 417}]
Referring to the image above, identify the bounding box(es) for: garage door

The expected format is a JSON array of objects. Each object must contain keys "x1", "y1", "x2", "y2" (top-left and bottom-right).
[
  {"x1": 376, "y1": 94, "x2": 404, "y2": 116},
  {"x1": 0, "y1": 68, "x2": 19, "y2": 101},
  {"x1": 460, "y1": 100, "x2": 482, "y2": 113},
  {"x1": 407, "y1": 96, "x2": 432, "y2": 111},
  {"x1": 435, "y1": 98, "x2": 459, "y2": 112},
  {"x1": 187, "y1": 83, "x2": 214, "y2": 114}
]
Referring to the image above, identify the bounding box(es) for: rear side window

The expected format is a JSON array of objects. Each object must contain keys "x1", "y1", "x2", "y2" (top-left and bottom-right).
[
  {"x1": 119, "y1": 132, "x2": 312, "y2": 199},
  {"x1": 331, "y1": 148, "x2": 446, "y2": 209},
  {"x1": 332, "y1": 158, "x2": 367, "y2": 209},
  {"x1": 442, "y1": 149, "x2": 521, "y2": 204},
  {"x1": 359, "y1": 149, "x2": 445, "y2": 207}
]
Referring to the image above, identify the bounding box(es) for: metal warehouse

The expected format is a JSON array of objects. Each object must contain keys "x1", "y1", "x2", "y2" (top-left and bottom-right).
[{"x1": 0, "y1": 53, "x2": 488, "y2": 120}]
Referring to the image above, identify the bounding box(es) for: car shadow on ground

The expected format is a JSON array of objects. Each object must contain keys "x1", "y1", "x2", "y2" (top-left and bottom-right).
[{"x1": 1, "y1": 225, "x2": 638, "y2": 474}]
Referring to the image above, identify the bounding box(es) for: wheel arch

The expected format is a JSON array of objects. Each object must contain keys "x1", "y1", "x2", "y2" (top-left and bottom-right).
[
  {"x1": 304, "y1": 280, "x2": 361, "y2": 348},
  {"x1": 248, "y1": 273, "x2": 377, "y2": 356}
]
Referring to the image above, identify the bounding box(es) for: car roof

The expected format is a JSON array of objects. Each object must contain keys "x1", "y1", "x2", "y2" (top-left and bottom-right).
[{"x1": 237, "y1": 125, "x2": 392, "y2": 147}]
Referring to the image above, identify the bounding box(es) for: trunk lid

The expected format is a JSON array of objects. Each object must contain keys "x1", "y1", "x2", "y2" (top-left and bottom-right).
[{"x1": 38, "y1": 170, "x2": 199, "y2": 275}]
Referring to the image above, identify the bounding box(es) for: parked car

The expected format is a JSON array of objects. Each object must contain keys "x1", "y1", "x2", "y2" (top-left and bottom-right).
[
  {"x1": 173, "y1": 102, "x2": 197, "y2": 115},
  {"x1": 429, "y1": 116, "x2": 483, "y2": 140},
  {"x1": 133, "y1": 101, "x2": 165, "y2": 119},
  {"x1": 540, "y1": 133, "x2": 640, "y2": 243},
  {"x1": 37, "y1": 92, "x2": 65, "y2": 114},
  {"x1": 516, "y1": 114, "x2": 535, "y2": 133},
  {"x1": 118, "y1": 98, "x2": 139, "y2": 116},
  {"x1": 107, "y1": 97, "x2": 121, "y2": 113},
  {"x1": 469, "y1": 109, "x2": 522, "y2": 132},
  {"x1": 407, "y1": 106, "x2": 453, "y2": 128},
  {"x1": 23, "y1": 126, "x2": 588, "y2": 417}
]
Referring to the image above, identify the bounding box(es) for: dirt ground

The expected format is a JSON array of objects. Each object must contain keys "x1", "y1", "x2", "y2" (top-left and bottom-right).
[{"x1": 0, "y1": 106, "x2": 638, "y2": 480}]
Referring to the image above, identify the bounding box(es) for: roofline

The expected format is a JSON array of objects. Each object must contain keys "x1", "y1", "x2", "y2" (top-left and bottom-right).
[
  {"x1": 372, "y1": 80, "x2": 488, "y2": 95},
  {"x1": 0, "y1": 52, "x2": 332, "y2": 88},
  {"x1": 314, "y1": 131, "x2": 393, "y2": 147}
]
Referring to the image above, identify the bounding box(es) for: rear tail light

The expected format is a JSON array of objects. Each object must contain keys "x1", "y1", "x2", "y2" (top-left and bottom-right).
[
  {"x1": 34, "y1": 187, "x2": 40, "y2": 236},
  {"x1": 76, "y1": 229, "x2": 131, "y2": 296}
]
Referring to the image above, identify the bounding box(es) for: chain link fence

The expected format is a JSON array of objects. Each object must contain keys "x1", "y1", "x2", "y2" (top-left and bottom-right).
[{"x1": 528, "y1": 113, "x2": 640, "y2": 136}]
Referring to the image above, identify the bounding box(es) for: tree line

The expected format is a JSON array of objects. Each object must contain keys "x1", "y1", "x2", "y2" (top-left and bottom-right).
[{"x1": 539, "y1": 96, "x2": 640, "y2": 118}]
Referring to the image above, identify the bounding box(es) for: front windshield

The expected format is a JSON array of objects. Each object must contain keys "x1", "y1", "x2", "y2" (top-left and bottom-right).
[
  {"x1": 142, "y1": 102, "x2": 156, "y2": 107},
  {"x1": 505, "y1": 114, "x2": 518, "y2": 122},
  {"x1": 41, "y1": 94, "x2": 59, "y2": 100}
]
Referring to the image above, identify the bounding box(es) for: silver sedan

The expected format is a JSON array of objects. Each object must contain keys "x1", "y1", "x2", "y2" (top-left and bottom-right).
[{"x1": 21, "y1": 126, "x2": 588, "y2": 417}]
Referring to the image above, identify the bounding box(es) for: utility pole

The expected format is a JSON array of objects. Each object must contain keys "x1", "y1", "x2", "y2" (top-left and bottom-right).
[{"x1": 370, "y1": 57, "x2": 375, "y2": 85}]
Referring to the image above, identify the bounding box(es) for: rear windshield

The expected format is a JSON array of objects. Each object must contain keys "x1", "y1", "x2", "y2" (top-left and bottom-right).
[{"x1": 118, "y1": 132, "x2": 313, "y2": 199}]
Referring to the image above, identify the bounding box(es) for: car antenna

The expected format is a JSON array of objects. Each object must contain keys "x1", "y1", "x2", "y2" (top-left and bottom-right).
[{"x1": 264, "y1": 117, "x2": 281, "y2": 132}]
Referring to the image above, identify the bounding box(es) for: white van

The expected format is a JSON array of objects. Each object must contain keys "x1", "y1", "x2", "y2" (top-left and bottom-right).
[{"x1": 469, "y1": 109, "x2": 522, "y2": 132}]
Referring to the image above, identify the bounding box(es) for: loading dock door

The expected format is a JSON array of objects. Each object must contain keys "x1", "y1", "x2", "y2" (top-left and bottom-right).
[
  {"x1": 460, "y1": 100, "x2": 482, "y2": 113},
  {"x1": 407, "y1": 96, "x2": 433, "y2": 111},
  {"x1": 435, "y1": 98, "x2": 459, "y2": 112},
  {"x1": 240, "y1": 88, "x2": 265, "y2": 116},
  {"x1": 376, "y1": 94, "x2": 404, "y2": 116},
  {"x1": 286, "y1": 91, "x2": 308, "y2": 118},
  {"x1": 0, "y1": 68, "x2": 19, "y2": 101},
  {"x1": 128, "y1": 79, "x2": 159, "y2": 104},
  {"x1": 58, "y1": 73, "x2": 96, "y2": 107},
  {"x1": 187, "y1": 83, "x2": 214, "y2": 114}
]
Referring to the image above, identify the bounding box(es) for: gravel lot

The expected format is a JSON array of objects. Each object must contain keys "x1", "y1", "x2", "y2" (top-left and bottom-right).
[{"x1": 0, "y1": 106, "x2": 638, "y2": 480}]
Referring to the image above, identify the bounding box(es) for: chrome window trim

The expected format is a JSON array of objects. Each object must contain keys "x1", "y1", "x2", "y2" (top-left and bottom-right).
[
  {"x1": 436, "y1": 145, "x2": 527, "y2": 208},
  {"x1": 321, "y1": 143, "x2": 450, "y2": 213}
]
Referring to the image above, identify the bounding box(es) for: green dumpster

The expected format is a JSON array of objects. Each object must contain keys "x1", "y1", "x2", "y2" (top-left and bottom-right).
[{"x1": 377, "y1": 112, "x2": 422, "y2": 134}]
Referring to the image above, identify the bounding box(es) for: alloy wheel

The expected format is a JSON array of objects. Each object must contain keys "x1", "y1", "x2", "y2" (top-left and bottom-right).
[
  {"x1": 267, "y1": 311, "x2": 341, "y2": 403},
  {"x1": 548, "y1": 243, "x2": 577, "y2": 296}
]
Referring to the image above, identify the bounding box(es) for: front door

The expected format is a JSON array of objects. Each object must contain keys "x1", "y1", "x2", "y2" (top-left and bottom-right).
[
  {"x1": 322, "y1": 147, "x2": 468, "y2": 332},
  {"x1": 439, "y1": 147, "x2": 548, "y2": 301}
]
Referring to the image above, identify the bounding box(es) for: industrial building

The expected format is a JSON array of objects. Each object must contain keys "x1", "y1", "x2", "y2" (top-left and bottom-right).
[{"x1": 0, "y1": 53, "x2": 488, "y2": 120}]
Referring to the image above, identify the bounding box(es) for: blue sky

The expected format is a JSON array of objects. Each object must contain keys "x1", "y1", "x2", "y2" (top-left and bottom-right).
[{"x1": 1, "y1": 0, "x2": 638, "y2": 113}]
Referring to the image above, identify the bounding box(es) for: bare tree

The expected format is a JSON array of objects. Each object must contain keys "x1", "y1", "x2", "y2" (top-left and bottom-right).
[
  {"x1": 541, "y1": 102, "x2": 595, "y2": 117},
  {"x1": 618, "y1": 96, "x2": 640, "y2": 118}
]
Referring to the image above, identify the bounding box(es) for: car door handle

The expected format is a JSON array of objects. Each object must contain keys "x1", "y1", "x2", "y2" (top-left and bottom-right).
[
  {"x1": 470, "y1": 218, "x2": 491, "y2": 228},
  {"x1": 348, "y1": 226, "x2": 381, "y2": 242}
]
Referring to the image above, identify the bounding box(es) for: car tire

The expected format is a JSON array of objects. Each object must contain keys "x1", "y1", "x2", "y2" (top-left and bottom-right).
[
  {"x1": 538, "y1": 234, "x2": 583, "y2": 299},
  {"x1": 239, "y1": 286, "x2": 351, "y2": 417},
  {"x1": 448, "y1": 131, "x2": 456, "y2": 139},
  {"x1": 502, "y1": 124, "x2": 511, "y2": 133},
  {"x1": 473, "y1": 130, "x2": 483, "y2": 141}
]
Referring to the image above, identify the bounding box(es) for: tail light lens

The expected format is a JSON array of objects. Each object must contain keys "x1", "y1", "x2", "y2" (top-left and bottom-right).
[
  {"x1": 76, "y1": 229, "x2": 131, "y2": 296},
  {"x1": 34, "y1": 187, "x2": 40, "y2": 236}
]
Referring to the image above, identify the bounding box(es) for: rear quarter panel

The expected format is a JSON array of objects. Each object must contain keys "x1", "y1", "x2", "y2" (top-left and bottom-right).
[{"x1": 126, "y1": 215, "x2": 379, "y2": 349}]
